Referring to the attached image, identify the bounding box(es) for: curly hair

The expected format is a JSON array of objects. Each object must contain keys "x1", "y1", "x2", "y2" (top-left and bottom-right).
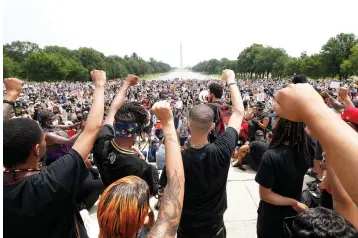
[
  {"x1": 292, "y1": 207, "x2": 358, "y2": 237},
  {"x1": 37, "y1": 110, "x2": 55, "y2": 128}
]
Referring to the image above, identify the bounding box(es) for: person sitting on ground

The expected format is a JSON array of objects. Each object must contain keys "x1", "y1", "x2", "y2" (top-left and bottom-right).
[
  {"x1": 232, "y1": 130, "x2": 269, "y2": 171},
  {"x1": 3, "y1": 70, "x2": 106, "y2": 238},
  {"x1": 93, "y1": 75, "x2": 159, "y2": 196},
  {"x1": 158, "y1": 69, "x2": 244, "y2": 238},
  {"x1": 147, "y1": 138, "x2": 160, "y2": 162},
  {"x1": 97, "y1": 101, "x2": 185, "y2": 238},
  {"x1": 37, "y1": 110, "x2": 83, "y2": 165}
]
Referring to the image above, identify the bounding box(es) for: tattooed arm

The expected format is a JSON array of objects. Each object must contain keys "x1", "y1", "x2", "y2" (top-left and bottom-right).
[
  {"x1": 3, "y1": 78, "x2": 24, "y2": 120},
  {"x1": 148, "y1": 102, "x2": 185, "y2": 238}
]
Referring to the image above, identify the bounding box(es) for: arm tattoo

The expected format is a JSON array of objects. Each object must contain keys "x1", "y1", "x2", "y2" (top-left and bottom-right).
[
  {"x1": 147, "y1": 170, "x2": 182, "y2": 237},
  {"x1": 163, "y1": 132, "x2": 179, "y2": 145},
  {"x1": 3, "y1": 103, "x2": 14, "y2": 120}
]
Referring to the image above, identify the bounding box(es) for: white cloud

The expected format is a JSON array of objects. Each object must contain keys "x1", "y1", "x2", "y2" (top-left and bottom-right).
[{"x1": 3, "y1": 0, "x2": 358, "y2": 67}]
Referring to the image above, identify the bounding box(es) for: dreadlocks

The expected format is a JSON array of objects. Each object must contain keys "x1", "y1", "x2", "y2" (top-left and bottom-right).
[
  {"x1": 114, "y1": 102, "x2": 151, "y2": 133},
  {"x1": 270, "y1": 118, "x2": 312, "y2": 165}
]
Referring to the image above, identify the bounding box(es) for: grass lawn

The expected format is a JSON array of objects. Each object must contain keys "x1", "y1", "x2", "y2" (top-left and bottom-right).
[{"x1": 141, "y1": 73, "x2": 163, "y2": 81}]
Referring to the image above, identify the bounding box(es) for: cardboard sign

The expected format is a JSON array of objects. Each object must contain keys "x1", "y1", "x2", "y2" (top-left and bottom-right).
[
  {"x1": 330, "y1": 81, "x2": 340, "y2": 89},
  {"x1": 245, "y1": 80, "x2": 252, "y2": 85}
]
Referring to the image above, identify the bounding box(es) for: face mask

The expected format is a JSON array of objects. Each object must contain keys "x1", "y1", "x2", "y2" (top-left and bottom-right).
[{"x1": 52, "y1": 120, "x2": 59, "y2": 126}]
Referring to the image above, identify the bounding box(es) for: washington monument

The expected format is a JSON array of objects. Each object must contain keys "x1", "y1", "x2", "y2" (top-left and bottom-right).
[{"x1": 180, "y1": 42, "x2": 183, "y2": 69}]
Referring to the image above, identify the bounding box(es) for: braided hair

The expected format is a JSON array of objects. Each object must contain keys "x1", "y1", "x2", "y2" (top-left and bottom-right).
[
  {"x1": 114, "y1": 102, "x2": 152, "y2": 134},
  {"x1": 270, "y1": 118, "x2": 312, "y2": 167}
]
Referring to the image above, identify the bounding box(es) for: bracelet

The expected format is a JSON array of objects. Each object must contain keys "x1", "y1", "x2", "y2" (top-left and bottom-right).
[
  {"x1": 227, "y1": 82, "x2": 236, "y2": 88},
  {"x1": 3, "y1": 100, "x2": 15, "y2": 106}
]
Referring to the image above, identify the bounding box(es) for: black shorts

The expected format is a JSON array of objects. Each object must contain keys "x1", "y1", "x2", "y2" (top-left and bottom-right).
[{"x1": 180, "y1": 137, "x2": 188, "y2": 146}]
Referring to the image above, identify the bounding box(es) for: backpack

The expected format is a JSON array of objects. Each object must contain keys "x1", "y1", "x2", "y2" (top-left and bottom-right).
[
  {"x1": 211, "y1": 103, "x2": 232, "y2": 139},
  {"x1": 99, "y1": 140, "x2": 159, "y2": 197}
]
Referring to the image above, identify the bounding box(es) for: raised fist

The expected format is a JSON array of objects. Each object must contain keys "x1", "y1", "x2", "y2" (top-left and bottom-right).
[
  {"x1": 125, "y1": 74, "x2": 139, "y2": 86},
  {"x1": 90, "y1": 70, "x2": 106, "y2": 87},
  {"x1": 222, "y1": 69, "x2": 235, "y2": 83},
  {"x1": 4, "y1": 78, "x2": 24, "y2": 96},
  {"x1": 152, "y1": 101, "x2": 173, "y2": 124}
]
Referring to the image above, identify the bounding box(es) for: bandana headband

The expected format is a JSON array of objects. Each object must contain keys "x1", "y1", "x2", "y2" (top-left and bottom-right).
[{"x1": 113, "y1": 121, "x2": 140, "y2": 138}]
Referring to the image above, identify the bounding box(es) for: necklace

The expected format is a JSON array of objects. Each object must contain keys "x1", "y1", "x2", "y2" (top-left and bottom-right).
[{"x1": 190, "y1": 142, "x2": 209, "y2": 149}]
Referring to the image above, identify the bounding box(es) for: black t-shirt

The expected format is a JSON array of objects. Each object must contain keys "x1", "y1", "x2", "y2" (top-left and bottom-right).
[
  {"x1": 3, "y1": 149, "x2": 89, "y2": 238},
  {"x1": 255, "y1": 145, "x2": 308, "y2": 237},
  {"x1": 245, "y1": 140, "x2": 269, "y2": 170},
  {"x1": 93, "y1": 125, "x2": 154, "y2": 192},
  {"x1": 161, "y1": 127, "x2": 239, "y2": 234}
]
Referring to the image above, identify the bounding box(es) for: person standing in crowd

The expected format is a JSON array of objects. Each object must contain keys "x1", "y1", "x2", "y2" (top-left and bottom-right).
[
  {"x1": 3, "y1": 70, "x2": 107, "y2": 238},
  {"x1": 255, "y1": 117, "x2": 312, "y2": 238},
  {"x1": 93, "y1": 75, "x2": 159, "y2": 195},
  {"x1": 207, "y1": 82, "x2": 232, "y2": 142},
  {"x1": 233, "y1": 130, "x2": 269, "y2": 171},
  {"x1": 159, "y1": 69, "x2": 244, "y2": 238},
  {"x1": 97, "y1": 101, "x2": 185, "y2": 238},
  {"x1": 274, "y1": 83, "x2": 358, "y2": 203},
  {"x1": 246, "y1": 101, "x2": 270, "y2": 142},
  {"x1": 155, "y1": 139, "x2": 166, "y2": 170}
]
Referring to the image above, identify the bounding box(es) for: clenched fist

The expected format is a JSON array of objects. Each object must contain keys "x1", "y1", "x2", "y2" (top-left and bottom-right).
[
  {"x1": 274, "y1": 83, "x2": 326, "y2": 123},
  {"x1": 152, "y1": 101, "x2": 173, "y2": 124},
  {"x1": 90, "y1": 70, "x2": 106, "y2": 87},
  {"x1": 222, "y1": 69, "x2": 235, "y2": 83},
  {"x1": 125, "y1": 74, "x2": 139, "y2": 86},
  {"x1": 4, "y1": 78, "x2": 24, "y2": 96}
]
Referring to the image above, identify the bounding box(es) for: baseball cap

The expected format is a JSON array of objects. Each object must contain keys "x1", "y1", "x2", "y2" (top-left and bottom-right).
[
  {"x1": 341, "y1": 107, "x2": 358, "y2": 124},
  {"x1": 152, "y1": 138, "x2": 159, "y2": 144}
]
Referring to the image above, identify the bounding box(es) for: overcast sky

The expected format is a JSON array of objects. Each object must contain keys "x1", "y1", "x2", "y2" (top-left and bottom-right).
[{"x1": 3, "y1": 0, "x2": 358, "y2": 67}]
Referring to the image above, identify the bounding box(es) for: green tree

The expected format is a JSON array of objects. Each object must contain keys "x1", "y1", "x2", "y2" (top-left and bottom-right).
[
  {"x1": 22, "y1": 51, "x2": 68, "y2": 81},
  {"x1": 105, "y1": 56, "x2": 128, "y2": 79},
  {"x1": 340, "y1": 45, "x2": 358, "y2": 78},
  {"x1": 321, "y1": 33, "x2": 358, "y2": 79},
  {"x1": 75, "y1": 47, "x2": 106, "y2": 71},
  {"x1": 3, "y1": 56, "x2": 21, "y2": 78},
  {"x1": 284, "y1": 58, "x2": 303, "y2": 76},
  {"x1": 44, "y1": 46, "x2": 75, "y2": 59},
  {"x1": 301, "y1": 54, "x2": 323, "y2": 79},
  {"x1": 65, "y1": 59, "x2": 88, "y2": 81},
  {"x1": 3, "y1": 41, "x2": 40, "y2": 62}
]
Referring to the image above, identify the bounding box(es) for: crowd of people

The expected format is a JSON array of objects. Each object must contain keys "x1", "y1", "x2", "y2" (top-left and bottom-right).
[{"x1": 3, "y1": 69, "x2": 358, "y2": 238}]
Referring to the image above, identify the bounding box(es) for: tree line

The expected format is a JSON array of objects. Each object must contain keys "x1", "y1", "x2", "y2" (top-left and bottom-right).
[
  {"x1": 3, "y1": 41, "x2": 172, "y2": 81},
  {"x1": 192, "y1": 33, "x2": 358, "y2": 80}
]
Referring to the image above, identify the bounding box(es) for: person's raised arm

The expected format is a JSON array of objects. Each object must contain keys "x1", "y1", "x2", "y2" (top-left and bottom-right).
[
  {"x1": 147, "y1": 101, "x2": 185, "y2": 238},
  {"x1": 274, "y1": 83, "x2": 358, "y2": 203},
  {"x1": 222, "y1": 69, "x2": 245, "y2": 134},
  {"x1": 72, "y1": 70, "x2": 106, "y2": 159},
  {"x1": 326, "y1": 167, "x2": 358, "y2": 229},
  {"x1": 3, "y1": 78, "x2": 24, "y2": 120},
  {"x1": 338, "y1": 87, "x2": 355, "y2": 108},
  {"x1": 103, "y1": 74, "x2": 138, "y2": 125}
]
